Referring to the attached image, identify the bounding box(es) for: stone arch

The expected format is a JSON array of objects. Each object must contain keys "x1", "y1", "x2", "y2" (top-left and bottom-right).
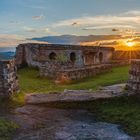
[
  {"x1": 49, "y1": 52, "x2": 57, "y2": 60},
  {"x1": 99, "y1": 52, "x2": 103, "y2": 63},
  {"x1": 70, "y1": 52, "x2": 76, "y2": 63}
]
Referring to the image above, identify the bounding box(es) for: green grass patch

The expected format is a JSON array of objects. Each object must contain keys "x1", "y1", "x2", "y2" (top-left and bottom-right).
[
  {"x1": 18, "y1": 65, "x2": 129, "y2": 94},
  {"x1": 0, "y1": 118, "x2": 18, "y2": 140}
]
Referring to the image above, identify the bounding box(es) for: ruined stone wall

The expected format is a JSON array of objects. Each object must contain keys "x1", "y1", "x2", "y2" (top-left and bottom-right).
[
  {"x1": 0, "y1": 60, "x2": 19, "y2": 97},
  {"x1": 16, "y1": 43, "x2": 85, "y2": 68},
  {"x1": 126, "y1": 59, "x2": 140, "y2": 93},
  {"x1": 16, "y1": 43, "x2": 114, "y2": 82},
  {"x1": 55, "y1": 64, "x2": 112, "y2": 84}
]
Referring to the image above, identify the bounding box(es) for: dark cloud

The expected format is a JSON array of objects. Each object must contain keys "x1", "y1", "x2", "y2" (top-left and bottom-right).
[
  {"x1": 101, "y1": 41, "x2": 119, "y2": 46},
  {"x1": 112, "y1": 28, "x2": 119, "y2": 32},
  {"x1": 71, "y1": 22, "x2": 78, "y2": 26}
]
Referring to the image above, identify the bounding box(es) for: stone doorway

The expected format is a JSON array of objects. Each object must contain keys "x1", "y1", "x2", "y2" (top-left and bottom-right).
[
  {"x1": 70, "y1": 52, "x2": 76, "y2": 63},
  {"x1": 84, "y1": 52, "x2": 96, "y2": 65}
]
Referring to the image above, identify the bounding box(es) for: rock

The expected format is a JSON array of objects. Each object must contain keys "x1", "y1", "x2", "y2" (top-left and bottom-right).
[
  {"x1": 100, "y1": 83, "x2": 126, "y2": 95},
  {"x1": 55, "y1": 131, "x2": 76, "y2": 140},
  {"x1": 25, "y1": 84, "x2": 126, "y2": 104}
]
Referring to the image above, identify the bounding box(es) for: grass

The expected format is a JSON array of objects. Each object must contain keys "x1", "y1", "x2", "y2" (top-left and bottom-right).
[
  {"x1": 0, "y1": 118, "x2": 18, "y2": 140},
  {"x1": 9, "y1": 65, "x2": 140, "y2": 136},
  {"x1": 17, "y1": 65, "x2": 129, "y2": 94},
  {"x1": 15, "y1": 65, "x2": 140, "y2": 135}
]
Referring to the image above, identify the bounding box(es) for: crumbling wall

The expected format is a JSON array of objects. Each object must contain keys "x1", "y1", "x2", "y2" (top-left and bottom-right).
[
  {"x1": 16, "y1": 43, "x2": 85, "y2": 68},
  {"x1": 0, "y1": 60, "x2": 19, "y2": 97},
  {"x1": 126, "y1": 59, "x2": 140, "y2": 93},
  {"x1": 16, "y1": 43, "x2": 114, "y2": 82},
  {"x1": 54, "y1": 64, "x2": 112, "y2": 84}
]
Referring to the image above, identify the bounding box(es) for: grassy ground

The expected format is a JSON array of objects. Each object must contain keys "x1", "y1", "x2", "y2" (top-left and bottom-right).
[
  {"x1": 13, "y1": 65, "x2": 129, "y2": 104},
  {"x1": 7, "y1": 65, "x2": 140, "y2": 137},
  {"x1": 15, "y1": 65, "x2": 140, "y2": 135},
  {"x1": 0, "y1": 118, "x2": 18, "y2": 140},
  {"x1": 18, "y1": 65, "x2": 129, "y2": 93}
]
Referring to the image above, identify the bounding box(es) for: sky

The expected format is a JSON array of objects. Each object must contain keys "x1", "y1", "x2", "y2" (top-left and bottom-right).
[{"x1": 0, "y1": 0, "x2": 140, "y2": 47}]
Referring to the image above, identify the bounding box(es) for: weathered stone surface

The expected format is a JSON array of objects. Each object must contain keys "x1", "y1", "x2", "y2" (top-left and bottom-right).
[
  {"x1": 55, "y1": 64, "x2": 112, "y2": 84},
  {"x1": 13, "y1": 105, "x2": 134, "y2": 140},
  {"x1": 16, "y1": 43, "x2": 114, "y2": 68},
  {"x1": 25, "y1": 84, "x2": 126, "y2": 104},
  {"x1": 127, "y1": 59, "x2": 140, "y2": 93},
  {"x1": 0, "y1": 59, "x2": 19, "y2": 97},
  {"x1": 16, "y1": 43, "x2": 114, "y2": 82}
]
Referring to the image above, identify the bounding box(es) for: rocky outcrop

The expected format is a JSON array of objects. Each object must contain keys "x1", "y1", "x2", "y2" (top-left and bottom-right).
[{"x1": 0, "y1": 59, "x2": 19, "y2": 97}]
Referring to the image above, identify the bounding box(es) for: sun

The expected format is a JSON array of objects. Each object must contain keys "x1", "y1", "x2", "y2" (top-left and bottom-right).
[{"x1": 126, "y1": 41, "x2": 135, "y2": 47}]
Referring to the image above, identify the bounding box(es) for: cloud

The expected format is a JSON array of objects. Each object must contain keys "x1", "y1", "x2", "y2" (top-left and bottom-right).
[
  {"x1": 0, "y1": 34, "x2": 25, "y2": 47},
  {"x1": 32, "y1": 15, "x2": 45, "y2": 20},
  {"x1": 82, "y1": 25, "x2": 135, "y2": 30},
  {"x1": 123, "y1": 10, "x2": 140, "y2": 16},
  {"x1": 23, "y1": 26, "x2": 57, "y2": 35},
  {"x1": 0, "y1": 34, "x2": 49, "y2": 47},
  {"x1": 24, "y1": 26, "x2": 51, "y2": 33},
  {"x1": 71, "y1": 22, "x2": 79, "y2": 26},
  {"x1": 43, "y1": 28, "x2": 50, "y2": 32},
  {"x1": 112, "y1": 29, "x2": 119, "y2": 32},
  {"x1": 52, "y1": 11, "x2": 140, "y2": 33},
  {"x1": 23, "y1": 26, "x2": 37, "y2": 32},
  {"x1": 132, "y1": 37, "x2": 140, "y2": 42},
  {"x1": 10, "y1": 21, "x2": 22, "y2": 25}
]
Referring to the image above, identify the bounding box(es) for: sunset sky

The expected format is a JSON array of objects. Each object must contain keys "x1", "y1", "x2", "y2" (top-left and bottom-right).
[{"x1": 0, "y1": 0, "x2": 140, "y2": 49}]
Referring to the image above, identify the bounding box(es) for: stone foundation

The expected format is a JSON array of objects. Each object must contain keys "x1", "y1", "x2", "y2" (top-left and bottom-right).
[
  {"x1": 127, "y1": 59, "x2": 140, "y2": 93},
  {"x1": 0, "y1": 59, "x2": 19, "y2": 98}
]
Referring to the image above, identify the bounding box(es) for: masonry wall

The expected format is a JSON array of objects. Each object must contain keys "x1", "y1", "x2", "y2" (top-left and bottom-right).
[
  {"x1": 16, "y1": 43, "x2": 114, "y2": 82},
  {"x1": 0, "y1": 60, "x2": 19, "y2": 97},
  {"x1": 55, "y1": 64, "x2": 112, "y2": 84},
  {"x1": 16, "y1": 43, "x2": 114, "y2": 68},
  {"x1": 126, "y1": 59, "x2": 140, "y2": 93},
  {"x1": 16, "y1": 44, "x2": 85, "y2": 68}
]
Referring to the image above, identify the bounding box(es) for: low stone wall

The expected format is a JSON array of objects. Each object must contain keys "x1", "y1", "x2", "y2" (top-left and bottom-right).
[
  {"x1": 126, "y1": 59, "x2": 140, "y2": 93},
  {"x1": 55, "y1": 64, "x2": 112, "y2": 84},
  {"x1": 0, "y1": 60, "x2": 19, "y2": 98},
  {"x1": 39, "y1": 61, "x2": 74, "y2": 79}
]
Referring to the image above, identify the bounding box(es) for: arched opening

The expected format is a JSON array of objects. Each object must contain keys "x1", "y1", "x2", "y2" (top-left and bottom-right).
[
  {"x1": 49, "y1": 52, "x2": 57, "y2": 60},
  {"x1": 70, "y1": 52, "x2": 76, "y2": 63},
  {"x1": 99, "y1": 52, "x2": 103, "y2": 63}
]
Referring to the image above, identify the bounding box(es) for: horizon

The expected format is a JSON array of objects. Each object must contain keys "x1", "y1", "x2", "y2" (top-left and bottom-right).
[{"x1": 0, "y1": 0, "x2": 140, "y2": 50}]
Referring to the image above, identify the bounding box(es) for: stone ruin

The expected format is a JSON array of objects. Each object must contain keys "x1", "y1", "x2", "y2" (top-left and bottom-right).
[
  {"x1": 16, "y1": 43, "x2": 114, "y2": 83},
  {"x1": 127, "y1": 59, "x2": 140, "y2": 93},
  {"x1": 0, "y1": 59, "x2": 19, "y2": 98}
]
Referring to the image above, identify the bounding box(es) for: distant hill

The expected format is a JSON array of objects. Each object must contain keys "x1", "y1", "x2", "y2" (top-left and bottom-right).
[
  {"x1": 31, "y1": 35, "x2": 122, "y2": 44},
  {"x1": 0, "y1": 52, "x2": 15, "y2": 60}
]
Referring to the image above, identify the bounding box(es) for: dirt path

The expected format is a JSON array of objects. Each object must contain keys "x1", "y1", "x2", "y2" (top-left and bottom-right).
[{"x1": 11, "y1": 105, "x2": 134, "y2": 140}]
